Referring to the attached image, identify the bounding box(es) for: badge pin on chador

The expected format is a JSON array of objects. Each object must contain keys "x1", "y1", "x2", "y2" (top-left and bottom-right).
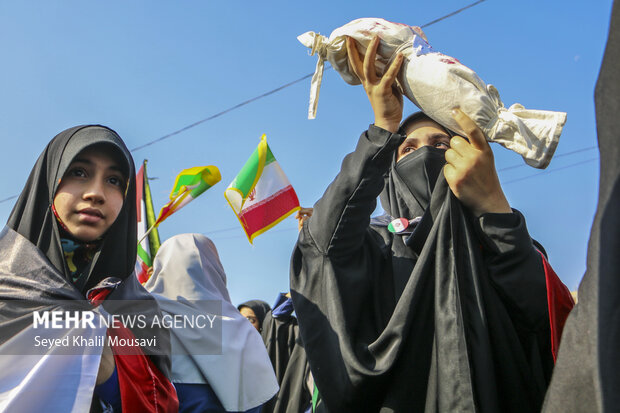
[
  {"x1": 387, "y1": 217, "x2": 422, "y2": 234},
  {"x1": 386, "y1": 218, "x2": 408, "y2": 234}
]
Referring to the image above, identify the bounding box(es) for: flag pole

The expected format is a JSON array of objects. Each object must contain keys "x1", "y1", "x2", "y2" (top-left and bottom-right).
[
  {"x1": 143, "y1": 160, "x2": 161, "y2": 256},
  {"x1": 138, "y1": 223, "x2": 156, "y2": 245}
]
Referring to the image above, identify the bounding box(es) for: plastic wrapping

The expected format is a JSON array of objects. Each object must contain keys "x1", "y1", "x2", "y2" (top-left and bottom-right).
[{"x1": 298, "y1": 18, "x2": 567, "y2": 169}]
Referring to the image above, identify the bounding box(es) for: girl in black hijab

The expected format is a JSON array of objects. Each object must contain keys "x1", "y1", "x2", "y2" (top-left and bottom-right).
[
  {"x1": 290, "y1": 37, "x2": 574, "y2": 413},
  {"x1": 7, "y1": 125, "x2": 137, "y2": 293},
  {"x1": 238, "y1": 300, "x2": 272, "y2": 332},
  {"x1": 0, "y1": 125, "x2": 177, "y2": 412}
]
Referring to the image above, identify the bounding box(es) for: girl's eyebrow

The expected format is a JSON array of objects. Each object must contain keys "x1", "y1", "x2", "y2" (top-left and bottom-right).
[
  {"x1": 70, "y1": 157, "x2": 92, "y2": 165},
  {"x1": 70, "y1": 157, "x2": 124, "y2": 173}
]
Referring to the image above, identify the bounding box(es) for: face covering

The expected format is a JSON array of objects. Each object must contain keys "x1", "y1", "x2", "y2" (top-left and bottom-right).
[{"x1": 392, "y1": 146, "x2": 446, "y2": 215}]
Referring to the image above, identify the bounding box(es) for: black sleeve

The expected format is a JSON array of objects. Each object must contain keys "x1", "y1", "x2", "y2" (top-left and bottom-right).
[
  {"x1": 306, "y1": 125, "x2": 403, "y2": 258},
  {"x1": 475, "y1": 209, "x2": 549, "y2": 330},
  {"x1": 290, "y1": 127, "x2": 406, "y2": 412}
]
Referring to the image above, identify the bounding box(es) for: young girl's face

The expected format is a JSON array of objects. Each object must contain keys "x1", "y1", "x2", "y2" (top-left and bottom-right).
[{"x1": 53, "y1": 147, "x2": 126, "y2": 242}]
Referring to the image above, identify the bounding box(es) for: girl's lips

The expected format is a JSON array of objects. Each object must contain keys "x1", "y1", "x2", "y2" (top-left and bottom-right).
[{"x1": 77, "y1": 209, "x2": 104, "y2": 224}]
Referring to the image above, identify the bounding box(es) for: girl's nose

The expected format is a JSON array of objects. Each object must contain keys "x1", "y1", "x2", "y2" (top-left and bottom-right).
[{"x1": 83, "y1": 179, "x2": 106, "y2": 203}]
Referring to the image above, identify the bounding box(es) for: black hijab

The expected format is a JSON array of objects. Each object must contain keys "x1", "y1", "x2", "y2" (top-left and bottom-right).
[
  {"x1": 7, "y1": 125, "x2": 137, "y2": 293},
  {"x1": 2, "y1": 125, "x2": 171, "y2": 379},
  {"x1": 238, "y1": 299, "x2": 272, "y2": 329}
]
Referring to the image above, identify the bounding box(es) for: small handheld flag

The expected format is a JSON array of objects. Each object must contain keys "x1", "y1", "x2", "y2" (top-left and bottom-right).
[
  {"x1": 225, "y1": 135, "x2": 300, "y2": 243},
  {"x1": 139, "y1": 165, "x2": 221, "y2": 245},
  {"x1": 135, "y1": 160, "x2": 161, "y2": 283},
  {"x1": 155, "y1": 166, "x2": 221, "y2": 227}
]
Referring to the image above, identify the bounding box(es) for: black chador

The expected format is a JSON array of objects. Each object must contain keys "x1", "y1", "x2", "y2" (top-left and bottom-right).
[{"x1": 291, "y1": 124, "x2": 573, "y2": 413}]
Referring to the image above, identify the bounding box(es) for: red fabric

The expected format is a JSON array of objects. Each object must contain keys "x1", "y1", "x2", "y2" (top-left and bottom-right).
[
  {"x1": 136, "y1": 165, "x2": 145, "y2": 222},
  {"x1": 239, "y1": 185, "x2": 300, "y2": 237},
  {"x1": 87, "y1": 287, "x2": 113, "y2": 305},
  {"x1": 136, "y1": 260, "x2": 150, "y2": 284},
  {"x1": 109, "y1": 326, "x2": 179, "y2": 412},
  {"x1": 88, "y1": 284, "x2": 179, "y2": 412},
  {"x1": 539, "y1": 251, "x2": 575, "y2": 362}
]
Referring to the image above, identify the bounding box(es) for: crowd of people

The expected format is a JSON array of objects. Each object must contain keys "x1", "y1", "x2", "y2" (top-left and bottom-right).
[{"x1": 0, "y1": 4, "x2": 619, "y2": 411}]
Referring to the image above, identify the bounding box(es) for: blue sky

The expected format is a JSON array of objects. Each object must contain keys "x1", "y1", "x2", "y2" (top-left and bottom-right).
[{"x1": 0, "y1": 1, "x2": 613, "y2": 305}]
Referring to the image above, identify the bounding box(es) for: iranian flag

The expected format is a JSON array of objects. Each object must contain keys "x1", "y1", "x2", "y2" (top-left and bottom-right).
[
  {"x1": 225, "y1": 134, "x2": 300, "y2": 243},
  {"x1": 135, "y1": 161, "x2": 160, "y2": 284}
]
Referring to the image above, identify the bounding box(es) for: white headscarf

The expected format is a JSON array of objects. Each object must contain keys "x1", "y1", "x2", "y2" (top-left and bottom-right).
[{"x1": 145, "y1": 233, "x2": 278, "y2": 411}]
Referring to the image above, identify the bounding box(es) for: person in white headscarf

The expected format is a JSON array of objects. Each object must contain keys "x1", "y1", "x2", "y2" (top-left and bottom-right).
[{"x1": 145, "y1": 233, "x2": 279, "y2": 413}]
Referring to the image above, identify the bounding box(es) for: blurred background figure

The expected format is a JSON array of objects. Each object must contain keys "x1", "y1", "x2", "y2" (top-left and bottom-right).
[
  {"x1": 542, "y1": 2, "x2": 620, "y2": 412},
  {"x1": 238, "y1": 300, "x2": 271, "y2": 333},
  {"x1": 146, "y1": 233, "x2": 278, "y2": 413},
  {"x1": 260, "y1": 292, "x2": 313, "y2": 413}
]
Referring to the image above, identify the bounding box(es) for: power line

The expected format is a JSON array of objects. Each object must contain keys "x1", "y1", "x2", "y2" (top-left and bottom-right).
[
  {"x1": 0, "y1": 146, "x2": 602, "y2": 206},
  {"x1": 130, "y1": 73, "x2": 316, "y2": 152},
  {"x1": 503, "y1": 157, "x2": 599, "y2": 185},
  {"x1": 204, "y1": 153, "x2": 601, "y2": 238},
  {"x1": 129, "y1": 0, "x2": 490, "y2": 153},
  {"x1": 0, "y1": 0, "x2": 492, "y2": 206},
  {"x1": 421, "y1": 0, "x2": 487, "y2": 28},
  {"x1": 498, "y1": 146, "x2": 598, "y2": 172}
]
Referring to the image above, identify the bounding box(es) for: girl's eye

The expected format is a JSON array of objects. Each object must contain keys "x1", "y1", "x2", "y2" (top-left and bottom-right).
[
  {"x1": 402, "y1": 146, "x2": 415, "y2": 154},
  {"x1": 68, "y1": 167, "x2": 86, "y2": 178},
  {"x1": 435, "y1": 141, "x2": 450, "y2": 149},
  {"x1": 107, "y1": 176, "x2": 124, "y2": 187}
]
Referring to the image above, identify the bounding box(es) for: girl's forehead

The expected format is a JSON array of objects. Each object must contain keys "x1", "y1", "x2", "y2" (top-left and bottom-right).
[{"x1": 70, "y1": 144, "x2": 128, "y2": 177}]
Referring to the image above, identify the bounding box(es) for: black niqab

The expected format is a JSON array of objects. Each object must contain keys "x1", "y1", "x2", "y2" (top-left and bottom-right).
[{"x1": 380, "y1": 145, "x2": 446, "y2": 221}]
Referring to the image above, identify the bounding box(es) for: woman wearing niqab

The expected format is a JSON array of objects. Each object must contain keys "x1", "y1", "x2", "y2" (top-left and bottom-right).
[
  {"x1": 0, "y1": 125, "x2": 177, "y2": 412},
  {"x1": 290, "y1": 37, "x2": 574, "y2": 412}
]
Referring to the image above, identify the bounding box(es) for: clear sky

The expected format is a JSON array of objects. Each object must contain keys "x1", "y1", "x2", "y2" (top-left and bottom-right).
[{"x1": 0, "y1": 1, "x2": 613, "y2": 305}]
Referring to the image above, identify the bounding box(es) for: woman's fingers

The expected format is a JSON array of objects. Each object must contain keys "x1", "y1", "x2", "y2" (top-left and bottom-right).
[
  {"x1": 444, "y1": 148, "x2": 463, "y2": 166},
  {"x1": 450, "y1": 108, "x2": 488, "y2": 151},
  {"x1": 346, "y1": 37, "x2": 364, "y2": 82},
  {"x1": 363, "y1": 36, "x2": 380, "y2": 84},
  {"x1": 448, "y1": 135, "x2": 471, "y2": 157},
  {"x1": 381, "y1": 53, "x2": 404, "y2": 89}
]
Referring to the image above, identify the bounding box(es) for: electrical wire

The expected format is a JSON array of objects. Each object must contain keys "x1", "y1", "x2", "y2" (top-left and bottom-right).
[
  {"x1": 129, "y1": 0, "x2": 491, "y2": 152},
  {"x1": 421, "y1": 0, "x2": 487, "y2": 28},
  {"x1": 0, "y1": 0, "x2": 492, "y2": 205},
  {"x1": 204, "y1": 154, "x2": 601, "y2": 239},
  {"x1": 502, "y1": 157, "x2": 599, "y2": 185},
  {"x1": 498, "y1": 146, "x2": 597, "y2": 172}
]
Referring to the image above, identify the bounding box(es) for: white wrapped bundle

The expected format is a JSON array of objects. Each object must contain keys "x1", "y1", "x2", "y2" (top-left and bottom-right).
[{"x1": 298, "y1": 18, "x2": 567, "y2": 169}]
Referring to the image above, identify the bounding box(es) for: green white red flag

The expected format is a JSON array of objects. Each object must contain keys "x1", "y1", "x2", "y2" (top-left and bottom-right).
[
  {"x1": 135, "y1": 161, "x2": 161, "y2": 284},
  {"x1": 155, "y1": 165, "x2": 221, "y2": 227},
  {"x1": 224, "y1": 134, "x2": 300, "y2": 243}
]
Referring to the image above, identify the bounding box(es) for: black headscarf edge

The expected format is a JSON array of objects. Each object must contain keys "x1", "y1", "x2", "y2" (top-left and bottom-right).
[{"x1": 7, "y1": 125, "x2": 138, "y2": 292}]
